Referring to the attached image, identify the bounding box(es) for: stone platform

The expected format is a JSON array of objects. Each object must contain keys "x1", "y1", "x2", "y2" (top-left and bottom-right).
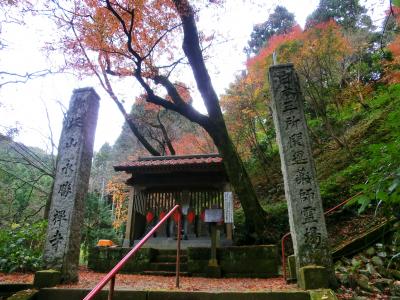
[
  {"x1": 88, "y1": 244, "x2": 279, "y2": 278},
  {"x1": 134, "y1": 237, "x2": 233, "y2": 250}
]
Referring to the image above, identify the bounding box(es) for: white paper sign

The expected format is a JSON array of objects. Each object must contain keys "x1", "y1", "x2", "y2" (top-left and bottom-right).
[
  {"x1": 204, "y1": 209, "x2": 223, "y2": 223},
  {"x1": 181, "y1": 204, "x2": 189, "y2": 215},
  {"x1": 224, "y1": 192, "x2": 234, "y2": 223}
]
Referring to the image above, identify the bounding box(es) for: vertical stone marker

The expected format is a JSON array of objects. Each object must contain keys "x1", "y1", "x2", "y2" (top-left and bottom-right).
[
  {"x1": 269, "y1": 64, "x2": 334, "y2": 288},
  {"x1": 43, "y1": 88, "x2": 100, "y2": 282}
]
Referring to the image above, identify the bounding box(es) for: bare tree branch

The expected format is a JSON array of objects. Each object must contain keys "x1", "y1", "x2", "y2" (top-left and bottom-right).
[
  {"x1": 156, "y1": 112, "x2": 176, "y2": 155},
  {"x1": 22, "y1": 202, "x2": 47, "y2": 223},
  {"x1": 99, "y1": 58, "x2": 161, "y2": 156},
  {"x1": 0, "y1": 69, "x2": 56, "y2": 88},
  {"x1": 142, "y1": 23, "x2": 182, "y2": 60},
  {"x1": 0, "y1": 165, "x2": 49, "y2": 195},
  {"x1": 105, "y1": 0, "x2": 141, "y2": 63}
]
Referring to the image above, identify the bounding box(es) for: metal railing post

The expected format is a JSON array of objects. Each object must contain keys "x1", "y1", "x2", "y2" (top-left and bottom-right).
[
  {"x1": 108, "y1": 275, "x2": 115, "y2": 300},
  {"x1": 83, "y1": 205, "x2": 180, "y2": 300},
  {"x1": 176, "y1": 209, "x2": 181, "y2": 288}
]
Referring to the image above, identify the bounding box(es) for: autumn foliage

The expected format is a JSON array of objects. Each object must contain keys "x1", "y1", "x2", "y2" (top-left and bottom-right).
[
  {"x1": 106, "y1": 180, "x2": 129, "y2": 229},
  {"x1": 385, "y1": 6, "x2": 400, "y2": 83},
  {"x1": 64, "y1": 1, "x2": 180, "y2": 78}
]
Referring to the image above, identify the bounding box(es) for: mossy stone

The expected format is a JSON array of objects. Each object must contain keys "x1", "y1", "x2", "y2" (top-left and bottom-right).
[
  {"x1": 288, "y1": 255, "x2": 297, "y2": 282},
  {"x1": 309, "y1": 289, "x2": 338, "y2": 300},
  {"x1": 7, "y1": 289, "x2": 38, "y2": 300},
  {"x1": 365, "y1": 247, "x2": 376, "y2": 257},
  {"x1": 33, "y1": 270, "x2": 61, "y2": 288},
  {"x1": 298, "y1": 265, "x2": 329, "y2": 290},
  {"x1": 371, "y1": 256, "x2": 384, "y2": 266},
  {"x1": 206, "y1": 265, "x2": 222, "y2": 278}
]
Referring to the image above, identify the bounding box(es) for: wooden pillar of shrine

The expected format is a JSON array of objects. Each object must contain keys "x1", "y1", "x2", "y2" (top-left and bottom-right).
[{"x1": 122, "y1": 187, "x2": 135, "y2": 247}]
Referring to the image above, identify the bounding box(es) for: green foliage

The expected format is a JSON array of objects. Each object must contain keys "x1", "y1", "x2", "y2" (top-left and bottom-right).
[
  {"x1": 233, "y1": 201, "x2": 289, "y2": 245},
  {"x1": 81, "y1": 192, "x2": 120, "y2": 262},
  {"x1": 0, "y1": 221, "x2": 47, "y2": 272},
  {"x1": 0, "y1": 138, "x2": 54, "y2": 226},
  {"x1": 246, "y1": 5, "x2": 296, "y2": 55},
  {"x1": 262, "y1": 201, "x2": 289, "y2": 236},
  {"x1": 306, "y1": 0, "x2": 372, "y2": 30},
  {"x1": 324, "y1": 84, "x2": 400, "y2": 216}
]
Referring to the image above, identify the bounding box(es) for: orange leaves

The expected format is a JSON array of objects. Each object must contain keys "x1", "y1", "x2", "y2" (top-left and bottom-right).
[
  {"x1": 170, "y1": 130, "x2": 216, "y2": 155},
  {"x1": 388, "y1": 35, "x2": 400, "y2": 64},
  {"x1": 106, "y1": 180, "x2": 129, "y2": 229},
  {"x1": 245, "y1": 25, "x2": 302, "y2": 98},
  {"x1": 165, "y1": 81, "x2": 193, "y2": 104},
  {"x1": 223, "y1": 20, "x2": 353, "y2": 160},
  {"x1": 57, "y1": 0, "x2": 183, "y2": 79},
  {"x1": 246, "y1": 21, "x2": 349, "y2": 88},
  {"x1": 385, "y1": 35, "x2": 400, "y2": 84},
  {"x1": 54, "y1": 268, "x2": 295, "y2": 291},
  {"x1": 384, "y1": 6, "x2": 400, "y2": 83},
  {"x1": 174, "y1": 82, "x2": 193, "y2": 104},
  {"x1": 246, "y1": 25, "x2": 302, "y2": 70},
  {"x1": 135, "y1": 93, "x2": 160, "y2": 112},
  {"x1": 302, "y1": 20, "x2": 350, "y2": 57},
  {"x1": 220, "y1": 72, "x2": 267, "y2": 160}
]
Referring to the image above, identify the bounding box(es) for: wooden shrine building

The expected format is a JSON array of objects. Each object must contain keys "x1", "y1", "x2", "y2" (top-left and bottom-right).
[{"x1": 114, "y1": 154, "x2": 233, "y2": 248}]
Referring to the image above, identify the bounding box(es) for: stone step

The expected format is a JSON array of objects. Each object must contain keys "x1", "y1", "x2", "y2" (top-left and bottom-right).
[
  {"x1": 153, "y1": 254, "x2": 187, "y2": 263},
  {"x1": 156, "y1": 249, "x2": 187, "y2": 256},
  {"x1": 146, "y1": 262, "x2": 188, "y2": 272},
  {"x1": 0, "y1": 283, "x2": 33, "y2": 299},
  {"x1": 141, "y1": 270, "x2": 190, "y2": 277},
  {"x1": 34, "y1": 288, "x2": 312, "y2": 300}
]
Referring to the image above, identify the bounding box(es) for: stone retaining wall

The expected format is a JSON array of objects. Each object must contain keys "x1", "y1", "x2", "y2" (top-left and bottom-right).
[
  {"x1": 88, "y1": 245, "x2": 278, "y2": 278},
  {"x1": 188, "y1": 245, "x2": 278, "y2": 277},
  {"x1": 88, "y1": 247, "x2": 155, "y2": 273}
]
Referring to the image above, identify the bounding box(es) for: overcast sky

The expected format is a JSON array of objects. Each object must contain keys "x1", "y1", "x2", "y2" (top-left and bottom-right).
[{"x1": 0, "y1": 0, "x2": 387, "y2": 153}]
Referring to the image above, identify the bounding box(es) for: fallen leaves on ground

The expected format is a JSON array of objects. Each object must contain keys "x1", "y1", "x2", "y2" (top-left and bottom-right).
[
  {"x1": 1, "y1": 267, "x2": 298, "y2": 292},
  {"x1": 0, "y1": 272, "x2": 34, "y2": 284}
]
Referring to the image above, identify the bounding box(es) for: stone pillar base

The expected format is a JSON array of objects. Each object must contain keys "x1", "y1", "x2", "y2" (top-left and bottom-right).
[
  {"x1": 298, "y1": 265, "x2": 329, "y2": 290},
  {"x1": 33, "y1": 270, "x2": 61, "y2": 288},
  {"x1": 287, "y1": 255, "x2": 297, "y2": 283},
  {"x1": 206, "y1": 265, "x2": 222, "y2": 278},
  {"x1": 122, "y1": 238, "x2": 131, "y2": 247}
]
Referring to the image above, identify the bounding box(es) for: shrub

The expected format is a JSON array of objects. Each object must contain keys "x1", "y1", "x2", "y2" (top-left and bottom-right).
[{"x1": 0, "y1": 220, "x2": 47, "y2": 272}]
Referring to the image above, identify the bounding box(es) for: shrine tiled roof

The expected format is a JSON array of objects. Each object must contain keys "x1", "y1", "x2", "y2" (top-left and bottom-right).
[{"x1": 114, "y1": 154, "x2": 223, "y2": 173}]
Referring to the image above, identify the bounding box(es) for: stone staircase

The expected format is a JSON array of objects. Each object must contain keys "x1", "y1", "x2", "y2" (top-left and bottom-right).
[
  {"x1": 142, "y1": 249, "x2": 189, "y2": 276},
  {"x1": 25, "y1": 288, "x2": 321, "y2": 300}
]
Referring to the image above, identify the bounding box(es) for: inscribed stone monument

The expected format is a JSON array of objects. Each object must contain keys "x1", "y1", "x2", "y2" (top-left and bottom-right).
[
  {"x1": 269, "y1": 64, "x2": 333, "y2": 286},
  {"x1": 43, "y1": 88, "x2": 100, "y2": 282}
]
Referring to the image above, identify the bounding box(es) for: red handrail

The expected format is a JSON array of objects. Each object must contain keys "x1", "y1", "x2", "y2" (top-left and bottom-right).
[
  {"x1": 83, "y1": 205, "x2": 182, "y2": 300},
  {"x1": 281, "y1": 192, "x2": 363, "y2": 281}
]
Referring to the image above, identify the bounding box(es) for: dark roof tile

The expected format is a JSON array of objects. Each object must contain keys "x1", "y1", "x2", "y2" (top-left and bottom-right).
[{"x1": 114, "y1": 154, "x2": 223, "y2": 172}]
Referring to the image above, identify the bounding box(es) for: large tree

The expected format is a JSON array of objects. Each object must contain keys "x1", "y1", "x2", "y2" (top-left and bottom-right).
[
  {"x1": 50, "y1": 0, "x2": 267, "y2": 237},
  {"x1": 245, "y1": 5, "x2": 296, "y2": 55},
  {"x1": 306, "y1": 0, "x2": 372, "y2": 31}
]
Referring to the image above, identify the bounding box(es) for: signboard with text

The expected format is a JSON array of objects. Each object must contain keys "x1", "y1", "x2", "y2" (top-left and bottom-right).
[
  {"x1": 204, "y1": 209, "x2": 223, "y2": 223},
  {"x1": 224, "y1": 192, "x2": 234, "y2": 223}
]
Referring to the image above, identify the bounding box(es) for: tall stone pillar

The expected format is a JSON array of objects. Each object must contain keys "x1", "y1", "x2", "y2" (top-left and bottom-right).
[
  {"x1": 269, "y1": 64, "x2": 334, "y2": 287},
  {"x1": 43, "y1": 88, "x2": 100, "y2": 282}
]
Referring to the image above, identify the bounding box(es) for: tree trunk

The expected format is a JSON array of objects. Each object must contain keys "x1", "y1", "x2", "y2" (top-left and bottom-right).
[
  {"x1": 103, "y1": 0, "x2": 268, "y2": 238},
  {"x1": 209, "y1": 121, "x2": 267, "y2": 238},
  {"x1": 171, "y1": 0, "x2": 268, "y2": 238}
]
